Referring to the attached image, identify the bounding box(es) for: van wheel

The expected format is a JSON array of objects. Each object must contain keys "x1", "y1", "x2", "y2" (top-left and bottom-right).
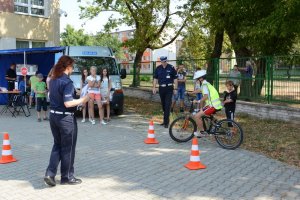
[{"x1": 114, "y1": 108, "x2": 123, "y2": 115}]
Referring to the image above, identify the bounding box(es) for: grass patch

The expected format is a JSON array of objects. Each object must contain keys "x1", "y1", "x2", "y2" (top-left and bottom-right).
[{"x1": 124, "y1": 96, "x2": 300, "y2": 168}]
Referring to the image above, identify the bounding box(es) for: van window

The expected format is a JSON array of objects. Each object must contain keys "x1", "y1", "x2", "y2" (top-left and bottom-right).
[{"x1": 72, "y1": 57, "x2": 118, "y2": 75}]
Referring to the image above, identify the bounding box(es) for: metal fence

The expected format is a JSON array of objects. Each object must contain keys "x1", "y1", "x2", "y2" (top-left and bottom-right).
[{"x1": 119, "y1": 55, "x2": 300, "y2": 104}]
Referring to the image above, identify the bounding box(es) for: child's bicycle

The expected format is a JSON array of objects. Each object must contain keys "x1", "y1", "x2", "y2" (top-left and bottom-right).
[{"x1": 169, "y1": 93, "x2": 243, "y2": 150}]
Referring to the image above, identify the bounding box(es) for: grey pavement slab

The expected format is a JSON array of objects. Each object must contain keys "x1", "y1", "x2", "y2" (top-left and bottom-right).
[{"x1": 0, "y1": 108, "x2": 299, "y2": 200}]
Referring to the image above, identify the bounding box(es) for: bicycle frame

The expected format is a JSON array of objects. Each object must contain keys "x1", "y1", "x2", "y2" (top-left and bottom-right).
[{"x1": 184, "y1": 93, "x2": 218, "y2": 134}]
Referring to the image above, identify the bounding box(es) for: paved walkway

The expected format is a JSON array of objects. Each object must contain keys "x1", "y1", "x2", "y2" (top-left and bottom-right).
[{"x1": 0, "y1": 110, "x2": 299, "y2": 200}]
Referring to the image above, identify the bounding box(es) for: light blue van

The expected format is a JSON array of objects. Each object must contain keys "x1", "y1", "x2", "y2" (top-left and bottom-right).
[{"x1": 57, "y1": 46, "x2": 126, "y2": 115}]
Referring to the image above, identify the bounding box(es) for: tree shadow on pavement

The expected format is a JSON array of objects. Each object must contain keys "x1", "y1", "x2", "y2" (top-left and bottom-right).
[{"x1": 0, "y1": 113, "x2": 299, "y2": 199}]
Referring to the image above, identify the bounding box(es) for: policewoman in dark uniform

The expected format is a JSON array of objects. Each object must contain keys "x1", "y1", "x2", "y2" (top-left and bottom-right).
[
  {"x1": 44, "y1": 56, "x2": 89, "y2": 187},
  {"x1": 153, "y1": 56, "x2": 178, "y2": 128}
]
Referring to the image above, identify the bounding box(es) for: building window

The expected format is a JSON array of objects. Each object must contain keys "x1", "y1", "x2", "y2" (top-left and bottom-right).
[
  {"x1": 14, "y1": 0, "x2": 45, "y2": 16},
  {"x1": 16, "y1": 40, "x2": 45, "y2": 49},
  {"x1": 16, "y1": 41, "x2": 30, "y2": 49},
  {"x1": 32, "y1": 41, "x2": 45, "y2": 48}
]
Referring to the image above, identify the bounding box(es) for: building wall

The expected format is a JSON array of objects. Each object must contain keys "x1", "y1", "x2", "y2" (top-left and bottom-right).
[
  {"x1": 0, "y1": 0, "x2": 14, "y2": 12},
  {"x1": 0, "y1": 0, "x2": 60, "y2": 49},
  {"x1": 112, "y1": 29, "x2": 153, "y2": 73}
]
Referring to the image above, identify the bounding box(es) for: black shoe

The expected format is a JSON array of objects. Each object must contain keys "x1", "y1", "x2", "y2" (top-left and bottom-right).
[
  {"x1": 180, "y1": 108, "x2": 184, "y2": 112},
  {"x1": 164, "y1": 124, "x2": 169, "y2": 128},
  {"x1": 44, "y1": 176, "x2": 56, "y2": 187},
  {"x1": 170, "y1": 108, "x2": 174, "y2": 113},
  {"x1": 61, "y1": 177, "x2": 82, "y2": 185},
  {"x1": 159, "y1": 123, "x2": 165, "y2": 126}
]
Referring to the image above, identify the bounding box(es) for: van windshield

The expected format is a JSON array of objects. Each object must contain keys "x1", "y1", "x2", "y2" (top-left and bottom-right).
[{"x1": 72, "y1": 57, "x2": 118, "y2": 75}]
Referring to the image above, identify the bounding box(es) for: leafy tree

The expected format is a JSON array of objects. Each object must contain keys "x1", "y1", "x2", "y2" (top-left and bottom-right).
[
  {"x1": 92, "y1": 33, "x2": 125, "y2": 60},
  {"x1": 204, "y1": 0, "x2": 300, "y2": 97},
  {"x1": 60, "y1": 24, "x2": 93, "y2": 46},
  {"x1": 60, "y1": 25, "x2": 124, "y2": 60},
  {"x1": 79, "y1": 0, "x2": 199, "y2": 86}
]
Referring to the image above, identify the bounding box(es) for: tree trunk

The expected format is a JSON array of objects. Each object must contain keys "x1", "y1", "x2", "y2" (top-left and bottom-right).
[
  {"x1": 131, "y1": 50, "x2": 144, "y2": 87},
  {"x1": 207, "y1": 30, "x2": 224, "y2": 85},
  {"x1": 226, "y1": 26, "x2": 252, "y2": 98},
  {"x1": 252, "y1": 58, "x2": 267, "y2": 97}
]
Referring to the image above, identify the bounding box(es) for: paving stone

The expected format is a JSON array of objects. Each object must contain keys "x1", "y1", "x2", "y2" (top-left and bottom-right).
[{"x1": 0, "y1": 110, "x2": 299, "y2": 200}]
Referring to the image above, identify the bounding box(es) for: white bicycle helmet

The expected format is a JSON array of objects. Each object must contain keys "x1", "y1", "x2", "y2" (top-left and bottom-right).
[{"x1": 193, "y1": 70, "x2": 207, "y2": 79}]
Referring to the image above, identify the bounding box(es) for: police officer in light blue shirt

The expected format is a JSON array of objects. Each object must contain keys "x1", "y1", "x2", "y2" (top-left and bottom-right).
[
  {"x1": 153, "y1": 56, "x2": 178, "y2": 128},
  {"x1": 44, "y1": 56, "x2": 89, "y2": 187}
]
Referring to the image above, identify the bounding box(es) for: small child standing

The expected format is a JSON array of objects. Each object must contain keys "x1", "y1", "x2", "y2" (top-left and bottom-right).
[
  {"x1": 35, "y1": 73, "x2": 48, "y2": 122},
  {"x1": 188, "y1": 67, "x2": 202, "y2": 112},
  {"x1": 223, "y1": 80, "x2": 237, "y2": 124}
]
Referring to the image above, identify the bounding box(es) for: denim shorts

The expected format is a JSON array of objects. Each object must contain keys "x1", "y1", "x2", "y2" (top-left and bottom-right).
[
  {"x1": 36, "y1": 97, "x2": 47, "y2": 112},
  {"x1": 173, "y1": 86, "x2": 186, "y2": 101},
  {"x1": 196, "y1": 93, "x2": 202, "y2": 100},
  {"x1": 30, "y1": 90, "x2": 35, "y2": 97}
]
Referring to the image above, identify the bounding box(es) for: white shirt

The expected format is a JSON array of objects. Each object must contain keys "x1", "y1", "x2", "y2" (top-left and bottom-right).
[
  {"x1": 200, "y1": 80, "x2": 209, "y2": 96},
  {"x1": 100, "y1": 77, "x2": 109, "y2": 97},
  {"x1": 87, "y1": 75, "x2": 100, "y2": 94},
  {"x1": 201, "y1": 80, "x2": 210, "y2": 104}
]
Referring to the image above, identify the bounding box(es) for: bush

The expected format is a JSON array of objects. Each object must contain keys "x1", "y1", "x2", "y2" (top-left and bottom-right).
[{"x1": 140, "y1": 75, "x2": 151, "y2": 82}]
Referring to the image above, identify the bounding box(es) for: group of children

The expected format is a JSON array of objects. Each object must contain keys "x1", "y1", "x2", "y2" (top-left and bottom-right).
[
  {"x1": 17, "y1": 66, "x2": 112, "y2": 124},
  {"x1": 80, "y1": 66, "x2": 112, "y2": 125},
  {"x1": 18, "y1": 72, "x2": 48, "y2": 121}
]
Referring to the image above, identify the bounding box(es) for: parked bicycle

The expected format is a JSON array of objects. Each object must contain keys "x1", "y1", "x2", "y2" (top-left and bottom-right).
[{"x1": 169, "y1": 93, "x2": 243, "y2": 150}]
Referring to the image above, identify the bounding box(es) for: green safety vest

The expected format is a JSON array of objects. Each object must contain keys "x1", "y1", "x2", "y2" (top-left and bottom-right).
[{"x1": 202, "y1": 82, "x2": 223, "y2": 110}]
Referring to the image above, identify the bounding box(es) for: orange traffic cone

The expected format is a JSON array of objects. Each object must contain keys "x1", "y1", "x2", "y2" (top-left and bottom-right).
[
  {"x1": 144, "y1": 120, "x2": 159, "y2": 144},
  {"x1": 0, "y1": 133, "x2": 17, "y2": 164},
  {"x1": 184, "y1": 137, "x2": 206, "y2": 170}
]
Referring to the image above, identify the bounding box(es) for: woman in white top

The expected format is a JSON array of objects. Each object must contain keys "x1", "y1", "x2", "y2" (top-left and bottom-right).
[
  {"x1": 100, "y1": 67, "x2": 112, "y2": 122},
  {"x1": 87, "y1": 66, "x2": 106, "y2": 125},
  {"x1": 46, "y1": 67, "x2": 54, "y2": 102},
  {"x1": 80, "y1": 68, "x2": 89, "y2": 123}
]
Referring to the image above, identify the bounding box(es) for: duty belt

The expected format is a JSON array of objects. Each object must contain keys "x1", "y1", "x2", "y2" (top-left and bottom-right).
[
  {"x1": 159, "y1": 83, "x2": 173, "y2": 87},
  {"x1": 50, "y1": 110, "x2": 74, "y2": 116}
]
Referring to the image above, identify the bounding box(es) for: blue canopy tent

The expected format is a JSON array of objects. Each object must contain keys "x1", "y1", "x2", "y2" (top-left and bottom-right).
[{"x1": 0, "y1": 47, "x2": 65, "y2": 104}]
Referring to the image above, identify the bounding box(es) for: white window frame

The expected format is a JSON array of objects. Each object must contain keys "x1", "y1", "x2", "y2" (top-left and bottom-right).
[{"x1": 14, "y1": 0, "x2": 47, "y2": 17}]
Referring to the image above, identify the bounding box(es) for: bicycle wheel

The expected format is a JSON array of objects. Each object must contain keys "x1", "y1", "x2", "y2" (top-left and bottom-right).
[
  {"x1": 169, "y1": 116, "x2": 196, "y2": 142},
  {"x1": 214, "y1": 119, "x2": 243, "y2": 150}
]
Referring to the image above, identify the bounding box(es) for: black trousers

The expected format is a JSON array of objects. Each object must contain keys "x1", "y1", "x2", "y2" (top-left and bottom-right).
[
  {"x1": 159, "y1": 86, "x2": 173, "y2": 125},
  {"x1": 225, "y1": 109, "x2": 235, "y2": 127},
  {"x1": 7, "y1": 82, "x2": 15, "y2": 105},
  {"x1": 36, "y1": 97, "x2": 47, "y2": 112},
  {"x1": 46, "y1": 113, "x2": 77, "y2": 181}
]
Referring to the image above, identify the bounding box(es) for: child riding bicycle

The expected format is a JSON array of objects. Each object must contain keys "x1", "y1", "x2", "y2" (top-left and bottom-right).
[{"x1": 191, "y1": 70, "x2": 223, "y2": 137}]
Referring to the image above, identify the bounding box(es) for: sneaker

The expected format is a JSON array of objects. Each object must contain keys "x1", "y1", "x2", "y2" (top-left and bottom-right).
[
  {"x1": 193, "y1": 131, "x2": 208, "y2": 138},
  {"x1": 37, "y1": 118, "x2": 41, "y2": 122},
  {"x1": 91, "y1": 120, "x2": 95, "y2": 125},
  {"x1": 101, "y1": 120, "x2": 107, "y2": 125},
  {"x1": 81, "y1": 119, "x2": 86, "y2": 123}
]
